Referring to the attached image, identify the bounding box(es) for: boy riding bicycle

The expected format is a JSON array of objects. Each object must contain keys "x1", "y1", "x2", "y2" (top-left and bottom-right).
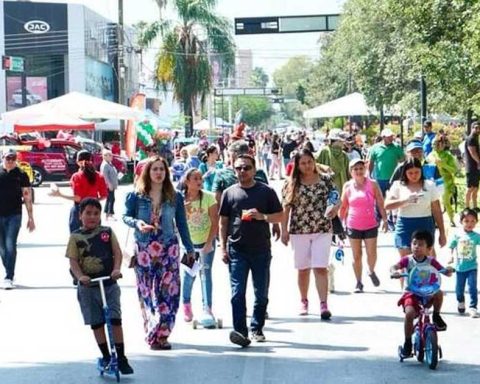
[
  {"x1": 66, "y1": 198, "x2": 133, "y2": 375},
  {"x1": 390, "y1": 230, "x2": 453, "y2": 358}
]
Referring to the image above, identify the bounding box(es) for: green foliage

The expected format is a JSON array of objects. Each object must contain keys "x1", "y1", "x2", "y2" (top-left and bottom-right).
[
  {"x1": 249, "y1": 67, "x2": 269, "y2": 87},
  {"x1": 273, "y1": 56, "x2": 314, "y2": 98},
  {"x1": 215, "y1": 96, "x2": 273, "y2": 128},
  {"x1": 139, "y1": 0, "x2": 235, "y2": 137}
]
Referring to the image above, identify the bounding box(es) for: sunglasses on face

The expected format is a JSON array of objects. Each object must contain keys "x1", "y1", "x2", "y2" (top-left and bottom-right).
[
  {"x1": 234, "y1": 165, "x2": 253, "y2": 172},
  {"x1": 5, "y1": 156, "x2": 16, "y2": 161}
]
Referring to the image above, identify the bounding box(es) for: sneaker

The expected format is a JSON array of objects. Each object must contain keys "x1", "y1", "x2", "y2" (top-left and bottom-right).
[
  {"x1": 251, "y1": 329, "x2": 266, "y2": 342},
  {"x1": 433, "y1": 312, "x2": 447, "y2": 331},
  {"x1": 299, "y1": 299, "x2": 309, "y2": 315},
  {"x1": 354, "y1": 281, "x2": 364, "y2": 293},
  {"x1": 320, "y1": 301, "x2": 332, "y2": 320},
  {"x1": 183, "y1": 303, "x2": 193, "y2": 322},
  {"x1": 469, "y1": 307, "x2": 479, "y2": 318},
  {"x1": 98, "y1": 357, "x2": 110, "y2": 370},
  {"x1": 400, "y1": 339, "x2": 412, "y2": 358},
  {"x1": 450, "y1": 221, "x2": 456, "y2": 228},
  {"x1": 118, "y1": 357, "x2": 134, "y2": 375},
  {"x1": 2, "y1": 279, "x2": 14, "y2": 290},
  {"x1": 458, "y1": 302, "x2": 466, "y2": 314},
  {"x1": 229, "y1": 331, "x2": 251, "y2": 347},
  {"x1": 369, "y1": 271, "x2": 380, "y2": 287}
]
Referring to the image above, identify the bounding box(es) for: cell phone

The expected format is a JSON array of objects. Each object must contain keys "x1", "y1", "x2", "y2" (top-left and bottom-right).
[{"x1": 181, "y1": 252, "x2": 200, "y2": 269}]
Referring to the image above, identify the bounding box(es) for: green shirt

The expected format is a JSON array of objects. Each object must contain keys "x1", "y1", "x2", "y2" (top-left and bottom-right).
[
  {"x1": 368, "y1": 142, "x2": 404, "y2": 180},
  {"x1": 185, "y1": 191, "x2": 216, "y2": 245},
  {"x1": 316, "y1": 145, "x2": 349, "y2": 195},
  {"x1": 448, "y1": 230, "x2": 480, "y2": 272}
]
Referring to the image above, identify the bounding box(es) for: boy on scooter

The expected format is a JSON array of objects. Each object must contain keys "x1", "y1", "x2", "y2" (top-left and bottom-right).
[
  {"x1": 390, "y1": 230, "x2": 453, "y2": 358},
  {"x1": 66, "y1": 197, "x2": 134, "y2": 375}
]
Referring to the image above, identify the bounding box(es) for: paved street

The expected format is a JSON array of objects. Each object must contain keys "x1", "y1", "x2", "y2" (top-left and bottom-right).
[{"x1": 0, "y1": 183, "x2": 479, "y2": 384}]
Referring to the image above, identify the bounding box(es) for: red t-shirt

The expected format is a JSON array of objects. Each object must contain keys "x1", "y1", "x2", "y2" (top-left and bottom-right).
[{"x1": 70, "y1": 171, "x2": 108, "y2": 200}]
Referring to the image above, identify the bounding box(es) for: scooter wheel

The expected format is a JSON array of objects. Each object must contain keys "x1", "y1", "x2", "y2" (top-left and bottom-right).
[
  {"x1": 193, "y1": 320, "x2": 198, "y2": 329},
  {"x1": 217, "y1": 318, "x2": 223, "y2": 329}
]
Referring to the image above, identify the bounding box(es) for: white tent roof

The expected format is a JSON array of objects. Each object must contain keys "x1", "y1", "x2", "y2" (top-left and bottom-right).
[
  {"x1": 303, "y1": 92, "x2": 377, "y2": 119},
  {"x1": 1, "y1": 92, "x2": 141, "y2": 125}
]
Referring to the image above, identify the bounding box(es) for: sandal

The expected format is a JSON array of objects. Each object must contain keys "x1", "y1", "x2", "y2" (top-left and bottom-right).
[{"x1": 150, "y1": 338, "x2": 172, "y2": 350}]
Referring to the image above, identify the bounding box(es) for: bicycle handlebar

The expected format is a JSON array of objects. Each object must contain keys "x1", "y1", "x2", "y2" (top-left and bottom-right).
[{"x1": 390, "y1": 267, "x2": 455, "y2": 279}]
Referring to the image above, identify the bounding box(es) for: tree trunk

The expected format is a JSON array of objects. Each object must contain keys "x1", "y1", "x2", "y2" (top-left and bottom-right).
[
  {"x1": 183, "y1": 98, "x2": 193, "y2": 137},
  {"x1": 466, "y1": 109, "x2": 473, "y2": 135}
]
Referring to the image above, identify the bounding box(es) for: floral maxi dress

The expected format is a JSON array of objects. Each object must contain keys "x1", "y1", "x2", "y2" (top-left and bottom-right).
[{"x1": 134, "y1": 214, "x2": 180, "y2": 346}]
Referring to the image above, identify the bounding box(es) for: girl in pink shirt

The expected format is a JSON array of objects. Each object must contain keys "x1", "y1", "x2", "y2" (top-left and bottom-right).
[{"x1": 340, "y1": 159, "x2": 388, "y2": 293}]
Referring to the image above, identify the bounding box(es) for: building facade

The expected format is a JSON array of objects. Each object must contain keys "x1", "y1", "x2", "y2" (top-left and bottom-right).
[{"x1": 0, "y1": 0, "x2": 139, "y2": 113}]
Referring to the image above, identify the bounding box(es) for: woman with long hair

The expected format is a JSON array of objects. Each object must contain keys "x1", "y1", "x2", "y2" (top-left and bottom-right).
[
  {"x1": 385, "y1": 158, "x2": 446, "y2": 259},
  {"x1": 339, "y1": 159, "x2": 388, "y2": 293},
  {"x1": 180, "y1": 168, "x2": 219, "y2": 324},
  {"x1": 198, "y1": 144, "x2": 223, "y2": 192},
  {"x1": 50, "y1": 150, "x2": 108, "y2": 232},
  {"x1": 280, "y1": 148, "x2": 339, "y2": 319},
  {"x1": 123, "y1": 156, "x2": 194, "y2": 350}
]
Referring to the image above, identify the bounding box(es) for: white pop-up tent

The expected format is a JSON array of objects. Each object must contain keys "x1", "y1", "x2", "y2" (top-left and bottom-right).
[
  {"x1": 1, "y1": 92, "x2": 141, "y2": 131},
  {"x1": 303, "y1": 92, "x2": 377, "y2": 119}
]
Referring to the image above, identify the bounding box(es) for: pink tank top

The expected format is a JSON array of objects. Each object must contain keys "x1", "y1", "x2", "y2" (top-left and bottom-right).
[{"x1": 345, "y1": 178, "x2": 378, "y2": 230}]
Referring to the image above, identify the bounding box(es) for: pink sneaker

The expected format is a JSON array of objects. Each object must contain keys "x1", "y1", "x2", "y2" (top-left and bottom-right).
[
  {"x1": 183, "y1": 303, "x2": 193, "y2": 322},
  {"x1": 299, "y1": 299, "x2": 308, "y2": 315},
  {"x1": 320, "y1": 301, "x2": 331, "y2": 320}
]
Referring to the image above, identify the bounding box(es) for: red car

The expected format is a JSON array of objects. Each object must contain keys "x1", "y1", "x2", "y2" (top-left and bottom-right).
[{"x1": 0, "y1": 135, "x2": 127, "y2": 186}]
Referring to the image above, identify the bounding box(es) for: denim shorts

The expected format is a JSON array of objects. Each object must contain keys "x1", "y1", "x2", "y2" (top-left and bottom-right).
[
  {"x1": 77, "y1": 282, "x2": 121, "y2": 325},
  {"x1": 347, "y1": 226, "x2": 378, "y2": 240},
  {"x1": 395, "y1": 216, "x2": 434, "y2": 249}
]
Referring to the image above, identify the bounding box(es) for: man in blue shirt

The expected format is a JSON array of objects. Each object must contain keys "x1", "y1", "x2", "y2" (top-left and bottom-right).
[{"x1": 422, "y1": 120, "x2": 436, "y2": 157}]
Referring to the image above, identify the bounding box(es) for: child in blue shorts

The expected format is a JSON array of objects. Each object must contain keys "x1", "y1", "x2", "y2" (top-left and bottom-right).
[
  {"x1": 448, "y1": 208, "x2": 480, "y2": 318},
  {"x1": 66, "y1": 198, "x2": 133, "y2": 375}
]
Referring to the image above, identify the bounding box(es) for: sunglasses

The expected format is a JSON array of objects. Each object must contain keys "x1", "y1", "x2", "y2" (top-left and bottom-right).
[
  {"x1": 5, "y1": 156, "x2": 17, "y2": 161},
  {"x1": 234, "y1": 165, "x2": 253, "y2": 172}
]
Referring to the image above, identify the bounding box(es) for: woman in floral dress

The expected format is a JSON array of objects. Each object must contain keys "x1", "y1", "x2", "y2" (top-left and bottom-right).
[
  {"x1": 123, "y1": 156, "x2": 194, "y2": 350},
  {"x1": 280, "y1": 148, "x2": 340, "y2": 319}
]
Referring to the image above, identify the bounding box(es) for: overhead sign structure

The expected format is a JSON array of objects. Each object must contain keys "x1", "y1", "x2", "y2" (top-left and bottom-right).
[
  {"x1": 214, "y1": 87, "x2": 282, "y2": 97},
  {"x1": 2, "y1": 56, "x2": 25, "y2": 72},
  {"x1": 235, "y1": 14, "x2": 340, "y2": 35}
]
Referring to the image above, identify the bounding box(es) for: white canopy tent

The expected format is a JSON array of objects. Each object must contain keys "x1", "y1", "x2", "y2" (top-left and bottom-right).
[
  {"x1": 1, "y1": 92, "x2": 141, "y2": 132},
  {"x1": 303, "y1": 92, "x2": 377, "y2": 119}
]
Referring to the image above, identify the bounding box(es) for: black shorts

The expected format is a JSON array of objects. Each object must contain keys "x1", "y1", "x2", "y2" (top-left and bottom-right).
[
  {"x1": 467, "y1": 171, "x2": 480, "y2": 188},
  {"x1": 347, "y1": 226, "x2": 378, "y2": 240}
]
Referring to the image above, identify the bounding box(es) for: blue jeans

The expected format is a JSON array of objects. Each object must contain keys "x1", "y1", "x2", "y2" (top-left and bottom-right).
[
  {"x1": 182, "y1": 242, "x2": 215, "y2": 309},
  {"x1": 0, "y1": 214, "x2": 22, "y2": 280},
  {"x1": 104, "y1": 190, "x2": 115, "y2": 215},
  {"x1": 228, "y1": 245, "x2": 272, "y2": 336},
  {"x1": 69, "y1": 204, "x2": 81, "y2": 233},
  {"x1": 456, "y1": 269, "x2": 478, "y2": 309}
]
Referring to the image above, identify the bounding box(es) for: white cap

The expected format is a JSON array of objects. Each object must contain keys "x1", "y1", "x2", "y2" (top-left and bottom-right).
[{"x1": 381, "y1": 128, "x2": 394, "y2": 137}]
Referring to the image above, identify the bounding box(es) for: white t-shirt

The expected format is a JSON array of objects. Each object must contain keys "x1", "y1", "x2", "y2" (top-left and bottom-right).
[{"x1": 387, "y1": 180, "x2": 439, "y2": 218}]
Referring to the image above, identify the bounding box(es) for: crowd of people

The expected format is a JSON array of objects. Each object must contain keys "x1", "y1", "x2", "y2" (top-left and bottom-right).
[{"x1": 2, "y1": 120, "x2": 480, "y2": 376}]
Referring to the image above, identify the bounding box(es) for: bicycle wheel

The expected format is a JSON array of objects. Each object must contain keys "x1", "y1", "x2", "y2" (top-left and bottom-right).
[
  {"x1": 413, "y1": 328, "x2": 424, "y2": 362},
  {"x1": 425, "y1": 328, "x2": 438, "y2": 370}
]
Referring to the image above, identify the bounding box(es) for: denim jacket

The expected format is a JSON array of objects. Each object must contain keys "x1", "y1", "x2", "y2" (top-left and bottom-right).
[{"x1": 123, "y1": 191, "x2": 194, "y2": 253}]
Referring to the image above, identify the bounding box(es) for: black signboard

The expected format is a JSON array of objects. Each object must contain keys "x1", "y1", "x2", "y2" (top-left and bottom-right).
[{"x1": 4, "y1": 2, "x2": 68, "y2": 55}]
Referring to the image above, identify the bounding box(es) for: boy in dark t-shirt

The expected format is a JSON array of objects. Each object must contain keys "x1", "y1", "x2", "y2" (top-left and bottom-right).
[{"x1": 66, "y1": 198, "x2": 133, "y2": 375}]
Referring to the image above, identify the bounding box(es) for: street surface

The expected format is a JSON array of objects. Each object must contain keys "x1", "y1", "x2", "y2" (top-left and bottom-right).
[{"x1": 0, "y1": 182, "x2": 479, "y2": 383}]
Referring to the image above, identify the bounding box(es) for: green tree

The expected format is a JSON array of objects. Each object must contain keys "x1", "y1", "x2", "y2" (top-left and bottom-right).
[
  {"x1": 273, "y1": 56, "x2": 314, "y2": 98},
  {"x1": 215, "y1": 96, "x2": 273, "y2": 128},
  {"x1": 249, "y1": 67, "x2": 269, "y2": 87},
  {"x1": 138, "y1": 0, "x2": 235, "y2": 137}
]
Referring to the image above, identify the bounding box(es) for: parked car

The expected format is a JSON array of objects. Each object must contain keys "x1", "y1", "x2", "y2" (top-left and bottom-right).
[{"x1": 0, "y1": 135, "x2": 127, "y2": 186}]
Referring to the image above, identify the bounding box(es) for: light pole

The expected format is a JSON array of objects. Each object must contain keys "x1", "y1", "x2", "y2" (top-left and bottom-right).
[{"x1": 118, "y1": 0, "x2": 126, "y2": 149}]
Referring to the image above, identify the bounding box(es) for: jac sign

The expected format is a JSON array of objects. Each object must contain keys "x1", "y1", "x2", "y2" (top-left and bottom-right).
[{"x1": 24, "y1": 20, "x2": 50, "y2": 34}]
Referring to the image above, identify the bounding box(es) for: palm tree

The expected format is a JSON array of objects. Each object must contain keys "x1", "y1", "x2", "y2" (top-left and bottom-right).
[{"x1": 139, "y1": 0, "x2": 235, "y2": 137}]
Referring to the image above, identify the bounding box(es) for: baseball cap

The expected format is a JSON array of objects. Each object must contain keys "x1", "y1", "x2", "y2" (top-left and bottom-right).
[
  {"x1": 328, "y1": 128, "x2": 346, "y2": 142},
  {"x1": 349, "y1": 158, "x2": 365, "y2": 169},
  {"x1": 406, "y1": 141, "x2": 423, "y2": 152},
  {"x1": 380, "y1": 128, "x2": 394, "y2": 137},
  {"x1": 2, "y1": 148, "x2": 17, "y2": 158}
]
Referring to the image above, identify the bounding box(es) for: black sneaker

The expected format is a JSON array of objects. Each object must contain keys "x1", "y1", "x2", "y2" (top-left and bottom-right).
[
  {"x1": 118, "y1": 357, "x2": 134, "y2": 375},
  {"x1": 251, "y1": 329, "x2": 266, "y2": 342},
  {"x1": 354, "y1": 281, "x2": 364, "y2": 293},
  {"x1": 229, "y1": 331, "x2": 251, "y2": 347},
  {"x1": 433, "y1": 312, "x2": 447, "y2": 331},
  {"x1": 400, "y1": 339, "x2": 412, "y2": 358},
  {"x1": 98, "y1": 357, "x2": 110, "y2": 370},
  {"x1": 369, "y1": 272, "x2": 380, "y2": 287}
]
